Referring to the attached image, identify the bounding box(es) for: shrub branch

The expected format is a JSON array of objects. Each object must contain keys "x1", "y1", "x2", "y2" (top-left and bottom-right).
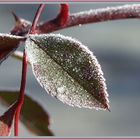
[{"x1": 37, "y1": 4, "x2": 140, "y2": 33}]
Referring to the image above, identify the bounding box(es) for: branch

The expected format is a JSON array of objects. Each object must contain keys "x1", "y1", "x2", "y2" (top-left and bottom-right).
[
  {"x1": 14, "y1": 5, "x2": 45, "y2": 136},
  {"x1": 37, "y1": 4, "x2": 140, "y2": 33},
  {"x1": 14, "y1": 50, "x2": 27, "y2": 136},
  {"x1": 30, "y1": 4, "x2": 45, "y2": 34},
  {"x1": 11, "y1": 4, "x2": 140, "y2": 35},
  {"x1": 52, "y1": 4, "x2": 69, "y2": 26}
]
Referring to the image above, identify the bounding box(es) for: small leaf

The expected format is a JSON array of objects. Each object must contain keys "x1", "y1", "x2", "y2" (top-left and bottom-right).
[
  {"x1": 0, "y1": 101, "x2": 17, "y2": 136},
  {"x1": 0, "y1": 90, "x2": 53, "y2": 136},
  {"x1": 0, "y1": 33, "x2": 24, "y2": 64},
  {"x1": 25, "y1": 34, "x2": 110, "y2": 111}
]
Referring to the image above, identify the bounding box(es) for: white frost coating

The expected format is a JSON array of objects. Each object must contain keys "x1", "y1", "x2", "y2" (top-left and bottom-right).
[
  {"x1": 0, "y1": 33, "x2": 24, "y2": 39},
  {"x1": 25, "y1": 34, "x2": 109, "y2": 110},
  {"x1": 70, "y1": 4, "x2": 140, "y2": 22},
  {"x1": 57, "y1": 86, "x2": 66, "y2": 94}
]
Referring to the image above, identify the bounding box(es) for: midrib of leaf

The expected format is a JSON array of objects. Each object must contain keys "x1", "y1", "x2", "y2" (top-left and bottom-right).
[{"x1": 30, "y1": 38, "x2": 107, "y2": 109}]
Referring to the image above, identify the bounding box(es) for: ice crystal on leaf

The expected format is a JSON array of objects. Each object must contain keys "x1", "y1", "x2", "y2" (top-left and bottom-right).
[{"x1": 25, "y1": 34, "x2": 110, "y2": 111}]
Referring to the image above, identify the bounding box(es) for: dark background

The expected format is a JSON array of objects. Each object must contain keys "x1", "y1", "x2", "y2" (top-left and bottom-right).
[{"x1": 0, "y1": 3, "x2": 140, "y2": 137}]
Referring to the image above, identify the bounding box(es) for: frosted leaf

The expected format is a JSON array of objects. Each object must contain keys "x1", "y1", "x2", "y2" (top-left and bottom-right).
[
  {"x1": 0, "y1": 33, "x2": 24, "y2": 64},
  {"x1": 25, "y1": 34, "x2": 110, "y2": 111}
]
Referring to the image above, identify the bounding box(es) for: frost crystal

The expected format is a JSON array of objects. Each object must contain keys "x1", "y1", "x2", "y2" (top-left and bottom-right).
[{"x1": 25, "y1": 34, "x2": 110, "y2": 110}]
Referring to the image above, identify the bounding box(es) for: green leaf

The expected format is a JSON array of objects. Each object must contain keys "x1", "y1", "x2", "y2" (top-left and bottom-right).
[
  {"x1": 0, "y1": 90, "x2": 53, "y2": 136},
  {"x1": 25, "y1": 34, "x2": 110, "y2": 111},
  {"x1": 0, "y1": 33, "x2": 24, "y2": 64}
]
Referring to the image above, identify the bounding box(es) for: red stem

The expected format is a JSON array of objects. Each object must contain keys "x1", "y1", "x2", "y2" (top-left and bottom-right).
[
  {"x1": 37, "y1": 4, "x2": 140, "y2": 34},
  {"x1": 14, "y1": 50, "x2": 27, "y2": 136},
  {"x1": 14, "y1": 4, "x2": 45, "y2": 136},
  {"x1": 30, "y1": 4, "x2": 45, "y2": 34},
  {"x1": 53, "y1": 4, "x2": 69, "y2": 26},
  {"x1": 11, "y1": 4, "x2": 140, "y2": 35}
]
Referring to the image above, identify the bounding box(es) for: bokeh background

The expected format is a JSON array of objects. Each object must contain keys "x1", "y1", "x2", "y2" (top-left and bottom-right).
[{"x1": 0, "y1": 2, "x2": 140, "y2": 137}]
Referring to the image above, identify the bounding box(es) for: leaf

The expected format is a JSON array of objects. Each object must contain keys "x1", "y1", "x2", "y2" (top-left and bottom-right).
[
  {"x1": 0, "y1": 90, "x2": 53, "y2": 136},
  {"x1": 0, "y1": 33, "x2": 24, "y2": 64},
  {"x1": 0, "y1": 101, "x2": 17, "y2": 136},
  {"x1": 25, "y1": 34, "x2": 110, "y2": 111}
]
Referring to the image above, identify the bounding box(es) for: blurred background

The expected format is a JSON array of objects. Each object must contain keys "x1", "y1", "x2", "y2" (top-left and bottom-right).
[{"x1": 0, "y1": 2, "x2": 140, "y2": 137}]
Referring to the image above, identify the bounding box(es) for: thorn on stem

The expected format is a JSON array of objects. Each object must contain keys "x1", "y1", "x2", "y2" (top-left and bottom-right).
[
  {"x1": 11, "y1": 12, "x2": 31, "y2": 36},
  {"x1": 12, "y1": 12, "x2": 20, "y2": 23}
]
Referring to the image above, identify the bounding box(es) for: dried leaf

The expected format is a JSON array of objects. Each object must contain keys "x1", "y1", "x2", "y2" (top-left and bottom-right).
[
  {"x1": 25, "y1": 34, "x2": 110, "y2": 111},
  {"x1": 0, "y1": 33, "x2": 24, "y2": 64},
  {"x1": 0, "y1": 101, "x2": 17, "y2": 136},
  {"x1": 0, "y1": 90, "x2": 53, "y2": 136}
]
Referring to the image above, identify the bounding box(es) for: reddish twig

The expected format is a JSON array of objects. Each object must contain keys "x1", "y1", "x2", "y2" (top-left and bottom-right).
[
  {"x1": 30, "y1": 4, "x2": 45, "y2": 34},
  {"x1": 11, "y1": 4, "x2": 140, "y2": 35},
  {"x1": 14, "y1": 50, "x2": 27, "y2": 136},
  {"x1": 14, "y1": 4, "x2": 45, "y2": 136},
  {"x1": 52, "y1": 4, "x2": 69, "y2": 26},
  {"x1": 36, "y1": 4, "x2": 140, "y2": 33}
]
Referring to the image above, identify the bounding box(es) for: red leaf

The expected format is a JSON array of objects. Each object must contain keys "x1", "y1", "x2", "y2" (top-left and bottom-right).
[
  {"x1": 0, "y1": 90, "x2": 53, "y2": 136},
  {"x1": 0, "y1": 102, "x2": 17, "y2": 136},
  {"x1": 0, "y1": 34, "x2": 24, "y2": 64}
]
